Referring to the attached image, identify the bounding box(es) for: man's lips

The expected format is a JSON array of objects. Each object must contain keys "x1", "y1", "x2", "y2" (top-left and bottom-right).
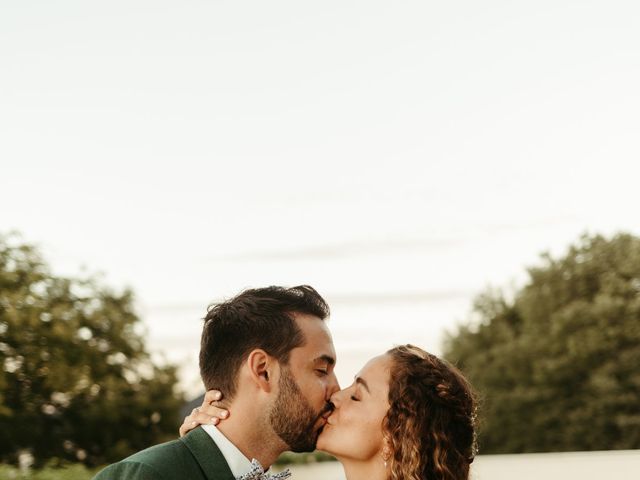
[
  {"x1": 314, "y1": 415, "x2": 329, "y2": 430},
  {"x1": 324, "y1": 411, "x2": 336, "y2": 426},
  {"x1": 315, "y1": 402, "x2": 334, "y2": 431}
]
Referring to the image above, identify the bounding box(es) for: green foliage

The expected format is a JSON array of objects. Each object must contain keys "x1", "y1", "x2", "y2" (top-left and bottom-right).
[
  {"x1": 444, "y1": 233, "x2": 640, "y2": 453},
  {"x1": 275, "y1": 451, "x2": 337, "y2": 465},
  {"x1": 0, "y1": 233, "x2": 184, "y2": 467}
]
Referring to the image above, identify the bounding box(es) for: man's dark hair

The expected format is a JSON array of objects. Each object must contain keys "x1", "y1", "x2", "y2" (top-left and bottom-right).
[{"x1": 199, "y1": 285, "x2": 330, "y2": 399}]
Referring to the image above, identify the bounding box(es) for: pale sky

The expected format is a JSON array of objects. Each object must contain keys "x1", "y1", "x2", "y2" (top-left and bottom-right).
[{"x1": 2, "y1": 1, "x2": 639, "y2": 396}]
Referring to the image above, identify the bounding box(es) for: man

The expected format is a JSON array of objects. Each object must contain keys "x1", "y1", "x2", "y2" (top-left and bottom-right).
[{"x1": 93, "y1": 285, "x2": 340, "y2": 479}]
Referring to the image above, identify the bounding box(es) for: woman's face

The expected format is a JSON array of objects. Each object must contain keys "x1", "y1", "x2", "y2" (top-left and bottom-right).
[{"x1": 316, "y1": 354, "x2": 392, "y2": 461}]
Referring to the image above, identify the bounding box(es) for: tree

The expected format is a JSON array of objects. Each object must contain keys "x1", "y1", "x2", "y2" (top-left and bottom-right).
[
  {"x1": 444, "y1": 233, "x2": 640, "y2": 453},
  {"x1": 0, "y1": 233, "x2": 184, "y2": 467}
]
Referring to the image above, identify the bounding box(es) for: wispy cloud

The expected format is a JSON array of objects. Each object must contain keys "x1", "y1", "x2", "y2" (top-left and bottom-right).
[
  {"x1": 209, "y1": 237, "x2": 466, "y2": 262},
  {"x1": 326, "y1": 290, "x2": 472, "y2": 305},
  {"x1": 202, "y1": 216, "x2": 583, "y2": 263},
  {"x1": 143, "y1": 289, "x2": 472, "y2": 312}
]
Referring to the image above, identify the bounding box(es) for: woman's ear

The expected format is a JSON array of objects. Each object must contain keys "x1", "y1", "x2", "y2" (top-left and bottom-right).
[{"x1": 246, "y1": 349, "x2": 278, "y2": 392}]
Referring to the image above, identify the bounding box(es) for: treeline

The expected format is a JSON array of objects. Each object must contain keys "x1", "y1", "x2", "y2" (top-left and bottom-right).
[
  {"x1": 445, "y1": 233, "x2": 640, "y2": 453},
  {"x1": 3, "y1": 231, "x2": 639, "y2": 466},
  {"x1": 0, "y1": 233, "x2": 183, "y2": 467}
]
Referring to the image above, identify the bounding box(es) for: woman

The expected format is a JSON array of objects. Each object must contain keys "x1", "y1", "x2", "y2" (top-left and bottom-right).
[{"x1": 181, "y1": 345, "x2": 477, "y2": 480}]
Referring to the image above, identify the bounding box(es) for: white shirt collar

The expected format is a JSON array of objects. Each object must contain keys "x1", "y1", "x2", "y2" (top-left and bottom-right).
[{"x1": 201, "y1": 424, "x2": 254, "y2": 478}]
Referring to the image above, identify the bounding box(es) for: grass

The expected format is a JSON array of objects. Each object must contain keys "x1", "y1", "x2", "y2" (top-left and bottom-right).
[
  {"x1": 275, "y1": 451, "x2": 337, "y2": 465},
  {"x1": 0, "y1": 452, "x2": 336, "y2": 479},
  {"x1": 0, "y1": 464, "x2": 101, "y2": 480}
]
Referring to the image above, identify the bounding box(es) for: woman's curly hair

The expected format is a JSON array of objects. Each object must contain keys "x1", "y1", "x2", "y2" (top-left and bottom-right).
[{"x1": 384, "y1": 345, "x2": 477, "y2": 480}]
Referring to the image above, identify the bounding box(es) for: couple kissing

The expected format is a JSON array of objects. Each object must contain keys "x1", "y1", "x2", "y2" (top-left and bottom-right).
[{"x1": 94, "y1": 285, "x2": 477, "y2": 480}]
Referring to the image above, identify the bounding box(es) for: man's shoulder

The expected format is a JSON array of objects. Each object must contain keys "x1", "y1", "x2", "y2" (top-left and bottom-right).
[
  {"x1": 93, "y1": 428, "x2": 235, "y2": 480},
  {"x1": 93, "y1": 438, "x2": 195, "y2": 480},
  {"x1": 93, "y1": 459, "x2": 164, "y2": 480},
  {"x1": 124, "y1": 437, "x2": 187, "y2": 464}
]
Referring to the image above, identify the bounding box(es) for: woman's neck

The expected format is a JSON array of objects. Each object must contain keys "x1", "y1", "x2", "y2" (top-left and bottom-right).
[{"x1": 340, "y1": 458, "x2": 388, "y2": 480}]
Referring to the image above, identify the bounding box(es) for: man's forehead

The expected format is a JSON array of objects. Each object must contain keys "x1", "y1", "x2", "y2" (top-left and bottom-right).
[
  {"x1": 291, "y1": 313, "x2": 337, "y2": 363},
  {"x1": 292, "y1": 312, "x2": 332, "y2": 337}
]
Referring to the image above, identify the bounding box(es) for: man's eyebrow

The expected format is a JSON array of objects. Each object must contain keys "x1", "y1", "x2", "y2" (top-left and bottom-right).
[
  {"x1": 355, "y1": 376, "x2": 370, "y2": 393},
  {"x1": 314, "y1": 354, "x2": 335, "y2": 366}
]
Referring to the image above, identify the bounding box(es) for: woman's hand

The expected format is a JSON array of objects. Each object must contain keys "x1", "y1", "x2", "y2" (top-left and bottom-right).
[{"x1": 179, "y1": 390, "x2": 229, "y2": 437}]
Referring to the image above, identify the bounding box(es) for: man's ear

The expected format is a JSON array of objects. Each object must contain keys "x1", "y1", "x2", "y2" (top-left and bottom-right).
[{"x1": 246, "y1": 349, "x2": 278, "y2": 392}]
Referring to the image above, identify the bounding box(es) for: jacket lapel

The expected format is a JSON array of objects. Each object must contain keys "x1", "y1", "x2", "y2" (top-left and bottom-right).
[{"x1": 181, "y1": 427, "x2": 236, "y2": 480}]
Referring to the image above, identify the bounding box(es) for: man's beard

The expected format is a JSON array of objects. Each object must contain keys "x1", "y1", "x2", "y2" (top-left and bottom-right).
[{"x1": 269, "y1": 367, "x2": 326, "y2": 452}]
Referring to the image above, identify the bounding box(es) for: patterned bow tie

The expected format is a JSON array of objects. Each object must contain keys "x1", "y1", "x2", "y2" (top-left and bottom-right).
[{"x1": 236, "y1": 459, "x2": 291, "y2": 480}]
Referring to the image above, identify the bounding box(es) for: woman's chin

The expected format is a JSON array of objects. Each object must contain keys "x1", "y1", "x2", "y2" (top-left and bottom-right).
[{"x1": 315, "y1": 428, "x2": 336, "y2": 456}]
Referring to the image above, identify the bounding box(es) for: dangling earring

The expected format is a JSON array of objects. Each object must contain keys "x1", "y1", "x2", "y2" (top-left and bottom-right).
[{"x1": 382, "y1": 438, "x2": 391, "y2": 469}]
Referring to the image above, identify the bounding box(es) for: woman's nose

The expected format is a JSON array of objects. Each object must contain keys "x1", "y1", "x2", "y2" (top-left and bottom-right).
[{"x1": 329, "y1": 389, "x2": 344, "y2": 408}]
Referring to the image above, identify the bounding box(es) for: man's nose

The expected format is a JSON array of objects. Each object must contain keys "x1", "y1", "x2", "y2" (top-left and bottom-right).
[{"x1": 326, "y1": 371, "x2": 340, "y2": 398}]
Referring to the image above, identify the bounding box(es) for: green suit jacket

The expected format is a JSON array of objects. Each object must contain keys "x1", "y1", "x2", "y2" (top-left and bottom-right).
[{"x1": 93, "y1": 427, "x2": 236, "y2": 480}]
